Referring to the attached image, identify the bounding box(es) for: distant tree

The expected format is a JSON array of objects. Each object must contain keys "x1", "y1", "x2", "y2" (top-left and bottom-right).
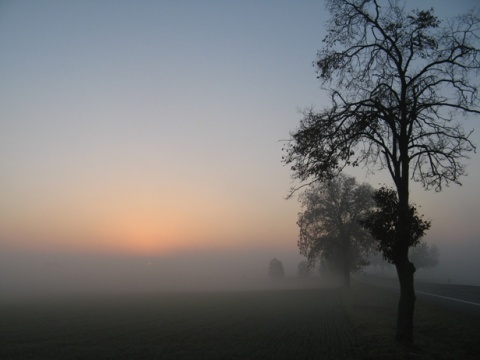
[
  {"x1": 367, "y1": 238, "x2": 439, "y2": 273},
  {"x1": 316, "y1": 259, "x2": 329, "y2": 276},
  {"x1": 297, "y1": 174, "x2": 376, "y2": 287},
  {"x1": 268, "y1": 258, "x2": 285, "y2": 279},
  {"x1": 316, "y1": 258, "x2": 345, "y2": 282},
  {"x1": 297, "y1": 261, "x2": 311, "y2": 278},
  {"x1": 410, "y1": 242, "x2": 439, "y2": 270},
  {"x1": 367, "y1": 252, "x2": 394, "y2": 274},
  {"x1": 282, "y1": 0, "x2": 479, "y2": 341}
]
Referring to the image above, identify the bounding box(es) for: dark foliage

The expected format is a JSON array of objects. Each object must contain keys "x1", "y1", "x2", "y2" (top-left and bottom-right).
[{"x1": 361, "y1": 187, "x2": 431, "y2": 264}]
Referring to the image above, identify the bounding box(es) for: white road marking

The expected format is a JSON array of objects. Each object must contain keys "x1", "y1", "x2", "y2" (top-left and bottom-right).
[
  {"x1": 416, "y1": 291, "x2": 480, "y2": 307},
  {"x1": 360, "y1": 280, "x2": 480, "y2": 307}
]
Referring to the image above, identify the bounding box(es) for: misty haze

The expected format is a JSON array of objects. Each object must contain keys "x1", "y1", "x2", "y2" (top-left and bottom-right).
[
  {"x1": 2, "y1": 0, "x2": 480, "y2": 359},
  {"x1": 0, "y1": 249, "x2": 309, "y2": 300}
]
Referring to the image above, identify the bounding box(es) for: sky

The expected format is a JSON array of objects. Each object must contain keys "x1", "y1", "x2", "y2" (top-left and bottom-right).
[{"x1": 1, "y1": 0, "x2": 480, "y2": 293}]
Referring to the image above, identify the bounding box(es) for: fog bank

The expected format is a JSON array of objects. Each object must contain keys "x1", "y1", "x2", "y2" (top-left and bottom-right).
[{"x1": 0, "y1": 248, "x2": 308, "y2": 302}]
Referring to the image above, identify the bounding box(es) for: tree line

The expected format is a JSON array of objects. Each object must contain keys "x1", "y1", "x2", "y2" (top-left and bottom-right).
[{"x1": 295, "y1": 173, "x2": 438, "y2": 286}]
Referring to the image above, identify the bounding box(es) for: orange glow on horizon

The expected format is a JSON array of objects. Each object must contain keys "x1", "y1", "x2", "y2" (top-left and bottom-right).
[
  {"x1": 0, "y1": 183, "x2": 299, "y2": 256},
  {"x1": 97, "y1": 219, "x2": 181, "y2": 255}
]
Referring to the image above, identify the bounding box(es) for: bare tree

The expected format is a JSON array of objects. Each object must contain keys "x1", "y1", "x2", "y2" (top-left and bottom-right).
[
  {"x1": 282, "y1": 0, "x2": 479, "y2": 341},
  {"x1": 297, "y1": 174, "x2": 375, "y2": 287}
]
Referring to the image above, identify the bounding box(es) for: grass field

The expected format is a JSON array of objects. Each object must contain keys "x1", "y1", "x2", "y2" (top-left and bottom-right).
[
  {"x1": 0, "y1": 286, "x2": 354, "y2": 359},
  {"x1": 1, "y1": 282, "x2": 479, "y2": 359}
]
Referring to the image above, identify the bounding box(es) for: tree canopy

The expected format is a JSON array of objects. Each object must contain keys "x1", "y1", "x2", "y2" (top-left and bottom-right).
[
  {"x1": 283, "y1": 0, "x2": 479, "y2": 191},
  {"x1": 297, "y1": 174, "x2": 375, "y2": 286}
]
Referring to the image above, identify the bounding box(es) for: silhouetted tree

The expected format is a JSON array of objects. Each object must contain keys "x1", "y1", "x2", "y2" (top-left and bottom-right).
[
  {"x1": 361, "y1": 187, "x2": 431, "y2": 263},
  {"x1": 297, "y1": 174, "x2": 376, "y2": 287},
  {"x1": 410, "y1": 241, "x2": 439, "y2": 270},
  {"x1": 283, "y1": 0, "x2": 479, "y2": 341},
  {"x1": 268, "y1": 258, "x2": 285, "y2": 279},
  {"x1": 297, "y1": 261, "x2": 311, "y2": 278}
]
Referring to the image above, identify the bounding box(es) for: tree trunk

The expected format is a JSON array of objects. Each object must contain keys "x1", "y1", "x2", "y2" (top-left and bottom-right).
[
  {"x1": 342, "y1": 241, "x2": 351, "y2": 288},
  {"x1": 395, "y1": 257, "x2": 416, "y2": 341},
  {"x1": 395, "y1": 152, "x2": 415, "y2": 341},
  {"x1": 342, "y1": 267, "x2": 351, "y2": 287}
]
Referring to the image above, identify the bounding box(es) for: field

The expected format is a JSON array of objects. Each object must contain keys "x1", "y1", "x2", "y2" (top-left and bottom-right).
[
  {"x1": 1, "y1": 282, "x2": 479, "y2": 359},
  {"x1": 0, "y1": 285, "x2": 354, "y2": 360}
]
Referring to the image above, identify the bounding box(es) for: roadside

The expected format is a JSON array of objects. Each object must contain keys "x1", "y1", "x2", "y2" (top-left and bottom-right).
[
  {"x1": 355, "y1": 273, "x2": 480, "y2": 317},
  {"x1": 345, "y1": 282, "x2": 480, "y2": 360}
]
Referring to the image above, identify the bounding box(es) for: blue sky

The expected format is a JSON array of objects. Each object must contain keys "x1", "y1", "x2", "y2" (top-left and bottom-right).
[{"x1": 1, "y1": 0, "x2": 479, "y2": 267}]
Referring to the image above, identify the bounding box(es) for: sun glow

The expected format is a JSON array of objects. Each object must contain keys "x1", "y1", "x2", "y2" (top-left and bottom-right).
[{"x1": 94, "y1": 212, "x2": 185, "y2": 255}]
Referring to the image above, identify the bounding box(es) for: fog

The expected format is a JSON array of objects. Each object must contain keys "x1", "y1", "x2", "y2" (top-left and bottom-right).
[
  {"x1": 0, "y1": 247, "x2": 311, "y2": 302},
  {"x1": 1, "y1": 239, "x2": 479, "y2": 303},
  {"x1": 363, "y1": 237, "x2": 480, "y2": 286},
  {"x1": 414, "y1": 240, "x2": 480, "y2": 286}
]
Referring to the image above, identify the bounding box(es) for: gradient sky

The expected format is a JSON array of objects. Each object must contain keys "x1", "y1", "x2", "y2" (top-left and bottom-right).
[{"x1": 1, "y1": 0, "x2": 479, "y2": 260}]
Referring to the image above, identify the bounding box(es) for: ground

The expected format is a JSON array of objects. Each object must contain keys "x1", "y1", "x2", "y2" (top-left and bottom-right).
[
  {"x1": 2, "y1": 281, "x2": 479, "y2": 359},
  {"x1": 0, "y1": 286, "x2": 354, "y2": 360}
]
